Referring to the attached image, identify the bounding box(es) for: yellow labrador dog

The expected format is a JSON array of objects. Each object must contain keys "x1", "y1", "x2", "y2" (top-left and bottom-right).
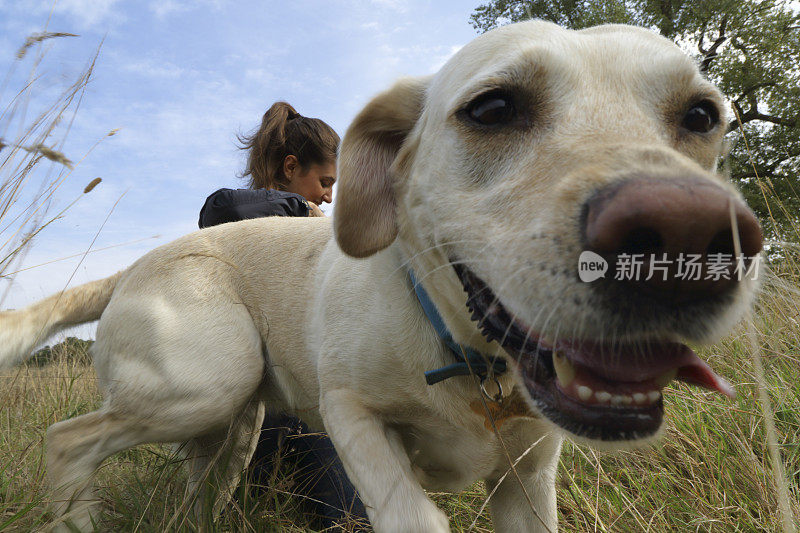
[{"x1": 0, "y1": 20, "x2": 763, "y2": 532}]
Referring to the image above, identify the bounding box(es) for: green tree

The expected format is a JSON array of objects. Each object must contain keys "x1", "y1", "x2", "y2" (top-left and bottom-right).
[{"x1": 470, "y1": 1, "x2": 800, "y2": 246}]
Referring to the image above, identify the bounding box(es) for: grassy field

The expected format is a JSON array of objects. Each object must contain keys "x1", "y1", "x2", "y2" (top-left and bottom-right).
[{"x1": 1, "y1": 284, "x2": 798, "y2": 532}]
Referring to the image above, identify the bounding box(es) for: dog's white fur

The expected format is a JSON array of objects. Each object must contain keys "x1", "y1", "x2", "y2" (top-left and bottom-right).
[{"x1": 0, "y1": 21, "x2": 759, "y2": 532}]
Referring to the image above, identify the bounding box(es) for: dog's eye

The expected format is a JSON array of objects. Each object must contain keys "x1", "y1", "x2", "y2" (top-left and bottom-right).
[
  {"x1": 682, "y1": 101, "x2": 719, "y2": 133},
  {"x1": 466, "y1": 92, "x2": 515, "y2": 126}
]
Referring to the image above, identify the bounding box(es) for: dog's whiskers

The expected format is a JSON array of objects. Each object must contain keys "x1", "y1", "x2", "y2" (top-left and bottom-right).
[{"x1": 386, "y1": 239, "x2": 487, "y2": 282}]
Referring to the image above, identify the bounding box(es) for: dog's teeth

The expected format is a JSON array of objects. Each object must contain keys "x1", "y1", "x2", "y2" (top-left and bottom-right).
[
  {"x1": 612, "y1": 394, "x2": 633, "y2": 406},
  {"x1": 655, "y1": 369, "x2": 677, "y2": 387},
  {"x1": 552, "y1": 351, "x2": 575, "y2": 387},
  {"x1": 577, "y1": 385, "x2": 593, "y2": 401},
  {"x1": 647, "y1": 390, "x2": 661, "y2": 402},
  {"x1": 595, "y1": 391, "x2": 612, "y2": 403},
  {"x1": 633, "y1": 392, "x2": 647, "y2": 404}
]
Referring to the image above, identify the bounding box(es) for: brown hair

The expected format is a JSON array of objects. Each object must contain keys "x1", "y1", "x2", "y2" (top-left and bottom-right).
[{"x1": 238, "y1": 101, "x2": 340, "y2": 190}]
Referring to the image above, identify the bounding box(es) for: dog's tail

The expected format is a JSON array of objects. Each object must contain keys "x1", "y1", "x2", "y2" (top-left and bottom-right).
[{"x1": 0, "y1": 272, "x2": 122, "y2": 369}]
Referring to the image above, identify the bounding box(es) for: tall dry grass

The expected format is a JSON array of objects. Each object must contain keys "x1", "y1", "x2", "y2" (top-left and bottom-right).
[
  {"x1": 0, "y1": 29, "x2": 103, "y2": 300},
  {"x1": 0, "y1": 27, "x2": 109, "y2": 532},
  {"x1": 2, "y1": 281, "x2": 798, "y2": 531}
]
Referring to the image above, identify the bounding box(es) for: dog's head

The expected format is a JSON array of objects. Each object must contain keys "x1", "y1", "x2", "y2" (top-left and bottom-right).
[{"x1": 334, "y1": 20, "x2": 762, "y2": 444}]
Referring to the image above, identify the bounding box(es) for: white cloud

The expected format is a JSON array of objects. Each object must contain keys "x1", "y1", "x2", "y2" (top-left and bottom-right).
[
  {"x1": 54, "y1": 0, "x2": 123, "y2": 29},
  {"x1": 148, "y1": 0, "x2": 190, "y2": 20},
  {"x1": 123, "y1": 59, "x2": 187, "y2": 78},
  {"x1": 369, "y1": 0, "x2": 409, "y2": 13},
  {"x1": 244, "y1": 67, "x2": 277, "y2": 86},
  {"x1": 0, "y1": 0, "x2": 122, "y2": 31},
  {"x1": 148, "y1": 0, "x2": 227, "y2": 20}
]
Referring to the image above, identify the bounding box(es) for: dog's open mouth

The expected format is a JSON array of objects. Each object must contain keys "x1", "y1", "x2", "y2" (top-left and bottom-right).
[{"x1": 453, "y1": 264, "x2": 735, "y2": 441}]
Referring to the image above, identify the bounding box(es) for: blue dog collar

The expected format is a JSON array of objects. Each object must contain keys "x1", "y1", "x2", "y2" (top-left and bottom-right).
[{"x1": 408, "y1": 270, "x2": 507, "y2": 385}]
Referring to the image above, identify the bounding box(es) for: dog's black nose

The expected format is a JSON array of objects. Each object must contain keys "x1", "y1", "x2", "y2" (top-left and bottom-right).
[{"x1": 583, "y1": 176, "x2": 763, "y2": 301}]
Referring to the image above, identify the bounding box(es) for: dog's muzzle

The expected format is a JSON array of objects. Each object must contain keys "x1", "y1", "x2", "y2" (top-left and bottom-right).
[{"x1": 453, "y1": 263, "x2": 736, "y2": 442}]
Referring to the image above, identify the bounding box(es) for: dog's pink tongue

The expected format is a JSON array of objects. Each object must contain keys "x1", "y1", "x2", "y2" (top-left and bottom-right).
[
  {"x1": 676, "y1": 357, "x2": 736, "y2": 398},
  {"x1": 554, "y1": 340, "x2": 735, "y2": 398}
]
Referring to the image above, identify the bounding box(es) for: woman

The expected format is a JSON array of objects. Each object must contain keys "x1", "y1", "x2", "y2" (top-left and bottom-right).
[
  {"x1": 199, "y1": 101, "x2": 367, "y2": 529},
  {"x1": 200, "y1": 102, "x2": 335, "y2": 225}
]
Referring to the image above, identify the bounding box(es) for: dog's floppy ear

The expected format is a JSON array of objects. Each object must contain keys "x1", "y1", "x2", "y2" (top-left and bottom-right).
[{"x1": 335, "y1": 77, "x2": 428, "y2": 258}]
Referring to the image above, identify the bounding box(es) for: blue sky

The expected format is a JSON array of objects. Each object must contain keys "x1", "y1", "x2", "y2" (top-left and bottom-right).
[{"x1": 0, "y1": 1, "x2": 479, "y2": 336}]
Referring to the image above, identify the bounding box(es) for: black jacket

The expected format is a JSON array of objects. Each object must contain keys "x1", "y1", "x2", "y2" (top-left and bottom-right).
[{"x1": 198, "y1": 188, "x2": 309, "y2": 228}]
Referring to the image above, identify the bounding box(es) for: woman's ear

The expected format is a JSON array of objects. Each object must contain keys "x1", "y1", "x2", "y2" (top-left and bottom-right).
[
  {"x1": 283, "y1": 154, "x2": 298, "y2": 181},
  {"x1": 334, "y1": 76, "x2": 429, "y2": 258}
]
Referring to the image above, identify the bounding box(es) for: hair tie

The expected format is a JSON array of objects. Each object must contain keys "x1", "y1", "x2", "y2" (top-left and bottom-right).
[{"x1": 288, "y1": 110, "x2": 302, "y2": 120}]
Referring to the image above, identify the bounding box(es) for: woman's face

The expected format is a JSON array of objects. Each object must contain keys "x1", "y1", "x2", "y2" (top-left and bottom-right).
[{"x1": 284, "y1": 156, "x2": 336, "y2": 205}]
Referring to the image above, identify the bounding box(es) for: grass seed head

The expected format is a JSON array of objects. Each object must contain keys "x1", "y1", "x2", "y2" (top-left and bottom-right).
[
  {"x1": 22, "y1": 144, "x2": 74, "y2": 169},
  {"x1": 84, "y1": 177, "x2": 102, "y2": 193},
  {"x1": 16, "y1": 32, "x2": 78, "y2": 60}
]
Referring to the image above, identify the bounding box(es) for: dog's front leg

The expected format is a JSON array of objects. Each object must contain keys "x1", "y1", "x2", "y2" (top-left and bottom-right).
[
  {"x1": 321, "y1": 389, "x2": 450, "y2": 532},
  {"x1": 486, "y1": 422, "x2": 563, "y2": 533}
]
